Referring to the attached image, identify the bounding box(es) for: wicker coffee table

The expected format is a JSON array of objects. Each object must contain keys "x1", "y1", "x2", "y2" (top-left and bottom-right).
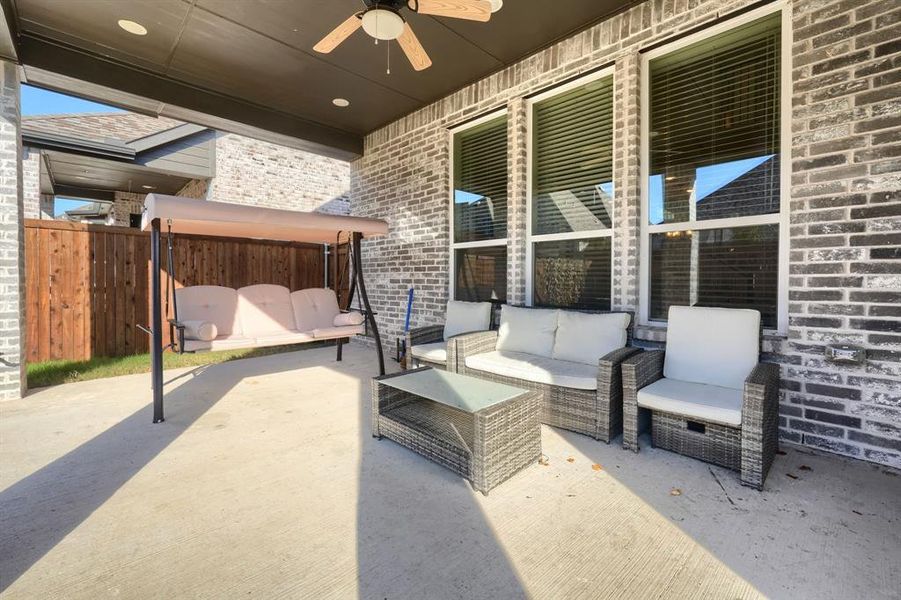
[{"x1": 372, "y1": 367, "x2": 541, "y2": 495}]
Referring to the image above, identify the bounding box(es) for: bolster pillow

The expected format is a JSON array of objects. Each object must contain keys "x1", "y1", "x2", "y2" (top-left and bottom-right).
[
  {"x1": 182, "y1": 320, "x2": 218, "y2": 341},
  {"x1": 333, "y1": 311, "x2": 365, "y2": 327}
]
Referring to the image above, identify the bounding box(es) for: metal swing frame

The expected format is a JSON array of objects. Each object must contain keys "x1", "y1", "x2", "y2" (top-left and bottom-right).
[{"x1": 148, "y1": 219, "x2": 385, "y2": 424}]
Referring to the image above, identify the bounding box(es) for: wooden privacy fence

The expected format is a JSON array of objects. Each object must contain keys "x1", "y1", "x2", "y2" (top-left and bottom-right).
[{"x1": 24, "y1": 219, "x2": 348, "y2": 363}]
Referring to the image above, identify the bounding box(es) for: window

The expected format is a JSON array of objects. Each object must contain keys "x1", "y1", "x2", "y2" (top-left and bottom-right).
[
  {"x1": 641, "y1": 8, "x2": 787, "y2": 330},
  {"x1": 450, "y1": 112, "x2": 508, "y2": 302},
  {"x1": 528, "y1": 70, "x2": 615, "y2": 310}
]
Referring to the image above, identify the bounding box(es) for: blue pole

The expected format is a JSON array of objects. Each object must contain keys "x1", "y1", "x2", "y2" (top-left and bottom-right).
[{"x1": 403, "y1": 287, "x2": 414, "y2": 332}]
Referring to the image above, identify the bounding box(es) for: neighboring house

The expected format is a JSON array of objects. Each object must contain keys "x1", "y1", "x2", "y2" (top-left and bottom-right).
[{"x1": 22, "y1": 112, "x2": 350, "y2": 226}]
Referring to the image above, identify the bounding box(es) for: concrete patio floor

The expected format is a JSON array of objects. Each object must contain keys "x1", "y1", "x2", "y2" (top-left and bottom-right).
[{"x1": 1, "y1": 345, "x2": 899, "y2": 599}]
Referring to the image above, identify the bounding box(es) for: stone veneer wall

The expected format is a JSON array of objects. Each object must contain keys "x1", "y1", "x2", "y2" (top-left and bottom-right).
[
  {"x1": 177, "y1": 132, "x2": 350, "y2": 214},
  {"x1": 350, "y1": 0, "x2": 901, "y2": 467}
]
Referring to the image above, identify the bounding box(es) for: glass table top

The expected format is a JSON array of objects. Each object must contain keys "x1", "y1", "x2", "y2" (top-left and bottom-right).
[{"x1": 378, "y1": 368, "x2": 528, "y2": 413}]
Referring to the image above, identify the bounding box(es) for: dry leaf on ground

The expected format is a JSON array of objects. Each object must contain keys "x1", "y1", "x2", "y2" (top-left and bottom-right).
[
  {"x1": 670, "y1": 488, "x2": 682, "y2": 496},
  {"x1": 591, "y1": 464, "x2": 602, "y2": 471},
  {"x1": 566, "y1": 457, "x2": 575, "y2": 463}
]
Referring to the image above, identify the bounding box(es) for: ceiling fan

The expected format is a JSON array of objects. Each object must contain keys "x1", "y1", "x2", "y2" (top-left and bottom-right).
[{"x1": 314, "y1": 0, "x2": 500, "y2": 72}]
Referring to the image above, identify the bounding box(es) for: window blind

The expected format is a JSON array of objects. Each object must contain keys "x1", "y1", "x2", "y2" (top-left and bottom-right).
[
  {"x1": 648, "y1": 13, "x2": 781, "y2": 225},
  {"x1": 455, "y1": 246, "x2": 507, "y2": 303},
  {"x1": 649, "y1": 225, "x2": 779, "y2": 327},
  {"x1": 532, "y1": 77, "x2": 614, "y2": 235},
  {"x1": 454, "y1": 116, "x2": 508, "y2": 243},
  {"x1": 533, "y1": 238, "x2": 611, "y2": 310}
]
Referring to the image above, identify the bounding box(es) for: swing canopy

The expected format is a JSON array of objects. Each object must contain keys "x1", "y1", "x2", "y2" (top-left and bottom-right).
[
  {"x1": 142, "y1": 193, "x2": 389, "y2": 424},
  {"x1": 141, "y1": 193, "x2": 388, "y2": 243}
]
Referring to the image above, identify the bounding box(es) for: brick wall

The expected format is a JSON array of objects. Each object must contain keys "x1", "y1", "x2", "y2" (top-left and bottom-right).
[
  {"x1": 23, "y1": 112, "x2": 350, "y2": 221},
  {"x1": 110, "y1": 191, "x2": 145, "y2": 226},
  {"x1": 785, "y1": 0, "x2": 901, "y2": 466},
  {"x1": 0, "y1": 61, "x2": 24, "y2": 399},
  {"x1": 39, "y1": 194, "x2": 53, "y2": 219},
  {"x1": 22, "y1": 147, "x2": 39, "y2": 219},
  {"x1": 177, "y1": 132, "x2": 350, "y2": 214},
  {"x1": 351, "y1": 0, "x2": 901, "y2": 467}
]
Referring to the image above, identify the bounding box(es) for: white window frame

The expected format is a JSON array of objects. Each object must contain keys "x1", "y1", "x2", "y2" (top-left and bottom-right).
[
  {"x1": 448, "y1": 108, "x2": 509, "y2": 302},
  {"x1": 525, "y1": 66, "x2": 616, "y2": 308},
  {"x1": 638, "y1": 1, "x2": 791, "y2": 334}
]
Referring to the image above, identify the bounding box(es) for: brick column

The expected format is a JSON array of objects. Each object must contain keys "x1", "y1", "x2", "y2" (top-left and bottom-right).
[
  {"x1": 0, "y1": 60, "x2": 25, "y2": 399},
  {"x1": 507, "y1": 97, "x2": 528, "y2": 306},
  {"x1": 40, "y1": 194, "x2": 54, "y2": 219},
  {"x1": 612, "y1": 53, "x2": 641, "y2": 313},
  {"x1": 22, "y1": 147, "x2": 41, "y2": 219}
]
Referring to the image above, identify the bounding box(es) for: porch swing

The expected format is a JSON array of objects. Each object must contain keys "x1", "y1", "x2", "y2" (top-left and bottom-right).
[{"x1": 141, "y1": 194, "x2": 389, "y2": 423}]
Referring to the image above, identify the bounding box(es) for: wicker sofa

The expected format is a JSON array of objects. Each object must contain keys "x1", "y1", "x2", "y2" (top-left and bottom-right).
[
  {"x1": 621, "y1": 306, "x2": 780, "y2": 490},
  {"x1": 455, "y1": 305, "x2": 640, "y2": 442},
  {"x1": 406, "y1": 300, "x2": 493, "y2": 371}
]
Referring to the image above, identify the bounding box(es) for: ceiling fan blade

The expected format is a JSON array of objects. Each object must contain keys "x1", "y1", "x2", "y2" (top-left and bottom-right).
[
  {"x1": 313, "y1": 14, "x2": 362, "y2": 53},
  {"x1": 397, "y1": 23, "x2": 432, "y2": 71},
  {"x1": 410, "y1": 0, "x2": 491, "y2": 22}
]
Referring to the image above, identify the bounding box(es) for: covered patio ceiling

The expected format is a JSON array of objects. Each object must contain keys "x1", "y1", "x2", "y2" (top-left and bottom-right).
[{"x1": 1, "y1": 0, "x2": 639, "y2": 159}]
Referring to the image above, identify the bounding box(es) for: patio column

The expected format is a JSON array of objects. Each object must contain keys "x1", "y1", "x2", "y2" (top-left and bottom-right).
[
  {"x1": 0, "y1": 60, "x2": 25, "y2": 399},
  {"x1": 611, "y1": 53, "x2": 641, "y2": 313},
  {"x1": 506, "y1": 97, "x2": 528, "y2": 306}
]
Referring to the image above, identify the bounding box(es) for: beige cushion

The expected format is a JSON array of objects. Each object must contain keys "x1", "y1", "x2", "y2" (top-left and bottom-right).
[
  {"x1": 465, "y1": 350, "x2": 597, "y2": 390},
  {"x1": 181, "y1": 319, "x2": 218, "y2": 342},
  {"x1": 182, "y1": 335, "x2": 252, "y2": 353},
  {"x1": 444, "y1": 301, "x2": 492, "y2": 340},
  {"x1": 496, "y1": 306, "x2": 558, "y2": 358},
  {"x1": 312, "y1": 325, "x2": 364, "y2": 339},
  {"x1": 254, "y1": 332, "x2": 315, "y2": 347},
  {"x1": 411, "y1": 341, "x2": 447, "y2": 364},
  {"x1": 176, "y1": 286, "x2": 241, "y2": 336},
  {"x1": 637, "y1": 378, "x2": 743, "y2": 427},
  {"x1": 552, "y1": 311, "x2": 630, "y2": 365},
  {"x1": 237, "y1": 284, "x2": 297, "y2": 337},
  {"x1": 291, "y1": 288, "x2": 342, "y2": 332},
  {"x1": 334, "y1": 311, "x2": 365, "y2": 326},
  {"x1": 665, "y1": 306, "x2": 760, "y2": 390}
]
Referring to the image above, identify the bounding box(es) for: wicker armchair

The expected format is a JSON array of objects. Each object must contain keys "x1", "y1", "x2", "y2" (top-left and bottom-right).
[
  {"x1": 621, "y1": 307, "x2": 780, "y2": 490},
  {"x1": 455, "y1": 309, "x2": 640, "y2": 443},
  {"x1": 405, "y1": 324, "x2": 459, "y2": 370},
  {"x1": 405, "y1": 301, "x2": 493, "y2": 372}
]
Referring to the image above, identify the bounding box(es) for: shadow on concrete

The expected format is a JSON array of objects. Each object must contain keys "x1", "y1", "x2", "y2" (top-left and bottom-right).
[
  {"x1": 0, "y1": 356, "x2": 300, "y2": 592},
  {"x1": 554, "y1": 428, "x2": 901, "y2": 600},
  {"x1": 354, "y1": 366, "x2": 527, "y2": 599}
]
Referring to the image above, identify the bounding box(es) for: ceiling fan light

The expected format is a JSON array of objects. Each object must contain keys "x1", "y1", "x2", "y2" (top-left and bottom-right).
[
  {"x1": 488, "y1": 0, "x2": 503, "y2": 12},
  {"x1": 361, "y1": 9, "x2": 404, "y2": 41}
]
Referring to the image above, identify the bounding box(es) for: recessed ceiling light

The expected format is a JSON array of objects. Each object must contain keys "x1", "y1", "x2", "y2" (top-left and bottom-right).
[
  {"x1": 118, "y1": 19, "x2": 148, "y2": 36},
  {"x1": 332, "y1": 98, "x2": 350, "y2": 107},
  {"x1": 141, "y1": 185, "x2": 155, "y2": 189}
]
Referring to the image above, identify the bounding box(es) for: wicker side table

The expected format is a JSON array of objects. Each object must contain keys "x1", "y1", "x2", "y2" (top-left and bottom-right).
[{"x1": 372, "y1": 367, "x2": 541, "y2": 495}]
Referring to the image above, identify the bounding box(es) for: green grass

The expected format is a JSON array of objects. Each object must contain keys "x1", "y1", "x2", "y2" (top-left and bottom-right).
[{"x1": 27, "y1": 343, "x2": 327, "y2": 389}]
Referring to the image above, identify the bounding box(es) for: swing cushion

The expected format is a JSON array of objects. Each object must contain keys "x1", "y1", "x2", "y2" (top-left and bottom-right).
[
  {"x1": 182, "y1": 319, "x2": 218, "y2": 342},
  {"x1": 237, "y1": 284, "x2": 298, "y2": 337},
  {"x1": 181, "y1": 336, "x2": 256, "y2": 353},
  {"x1": 175, "y1": 285, "x2": 362, "y2": 352},
  {"x1": 334, "y1": 311, "x2": 365, "y2": 327},
  {"x1": 176, "y1": 286, "x2": 241, "y2": 336},
  {"x1": 291, "y1": 288, "x2": 342, "y2": 331}
]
